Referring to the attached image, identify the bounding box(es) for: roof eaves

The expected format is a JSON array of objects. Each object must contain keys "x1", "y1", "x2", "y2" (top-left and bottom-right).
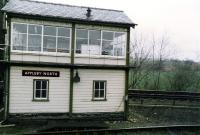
[{"x1": 5, "y1": 11, "x2": 137, "y2": 28}]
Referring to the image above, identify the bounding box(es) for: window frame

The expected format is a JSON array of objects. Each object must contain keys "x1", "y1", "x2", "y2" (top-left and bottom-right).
[
  {"x1": 103, "y1": 31, "x2": 126, "y2": 57},
  {"x1": 11, "y1": 22, "x2": 71, "y2": 56},
  {"x1": 75, "y1": 28, "x2": 126, "y2": 59},
  {"x1": 27, "y1": 24, "x2": 43, "y2": 52},
  {"x1": 75, "y1": 29, "x2": 89, "y2": 54},
  {"x1": 12, "y1": 22, "x2": 28, "y2": 51},
  {"x1": 57, "y1": 27, "x2": 71, "y2": 53},
  {"x1": 33, "y1": 79, "x2": 49, "y2": 101},
  {"x1": 92, "y1": 80, "x2": 107, "y2": 101}
]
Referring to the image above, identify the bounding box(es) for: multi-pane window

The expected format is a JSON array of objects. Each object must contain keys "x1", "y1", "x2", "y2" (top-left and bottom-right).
[
  {"x1": 76, "y1": 29, "x2": 126, "y2": 57},
  {"x1": 93, "y1": 81, "x2": 106, "y2": 100},
  {"x1": 76, "y1": 29, "x2": 101, "y2": 55},
  {"x1": 33, "y1": 79, "x2": 49, "y2": 100},
  {"x1": 102, "y1": 31, "x2": 126, "y2": 56},
  {"x1": 12, "y1": 23, "x2": 71, "y2": 53}
]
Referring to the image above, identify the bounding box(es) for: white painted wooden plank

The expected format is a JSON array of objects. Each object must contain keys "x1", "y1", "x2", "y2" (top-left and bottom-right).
[
  {"x1": 10, "y1": 54, "x2": 71, "y2": 64},
  {"x1": 9, "y1": 66, "x2": 70, "y2": 113},
  {"x1": 74, "y1": 57, "x2": 126, "y2": 65},
  {"x1": 73, "y1": 69, "x2": 125, "y2": 113}
]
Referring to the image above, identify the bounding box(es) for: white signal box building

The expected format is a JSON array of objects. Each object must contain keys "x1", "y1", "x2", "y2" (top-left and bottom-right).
[{"x1": 0, "y1": 0, "x2": 136, "y2": 121}]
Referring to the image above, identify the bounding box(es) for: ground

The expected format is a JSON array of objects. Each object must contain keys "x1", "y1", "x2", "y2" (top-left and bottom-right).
[{"x1": 0, "y1": 99, "x2": 200, "y2": 134}]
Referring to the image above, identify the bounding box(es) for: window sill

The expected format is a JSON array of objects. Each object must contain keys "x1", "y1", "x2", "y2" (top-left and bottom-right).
[
  {"x1": 11, "y1": 51, "x2": 70, "y2": 57},
  {"x1": 75, "y1": 54, "x2": 125, "y2": 60},
  {"x1": 32, "y1": 99, "x2": 49, "y2": 102},
  {"x1": 91, "y1": 99, "x2": 107, "y2": 101}
]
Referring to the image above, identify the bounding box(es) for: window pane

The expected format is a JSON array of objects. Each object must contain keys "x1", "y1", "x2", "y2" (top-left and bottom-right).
[
  {"x1": 102, "y1": 41, "x2": 113, "y2": 55},
  {"x1": 42, "y1": 81, "x2": 47, "y2": 89},
  {"x1": 100, "y1": 90, "x2": 104, "y2": 98},
  {"x1": 35, "y1": 90, "x2": 40, "y2": 98},
  {"x1": 42, "y1": 90, "x2": 47, "y2": 98},
  {"x1": 44, "y1": 26, "x2": 56, "y2": 36},
  {"x1": 43, "y1": 36, "x2": 56, "y2": 52},
  {"x1": 113, "y1": 32, "x2": 126, "y2": 56},
  {"x1": 28, "y1": 35, "x2": 41, "y2": 51},
  {"x1": 76, "y1": 29, "x2": 88, "y2": 38},
  {"x1": 58, "y1": 27, "x2": 70, "y2": 37},
  {"x1": 89, "y1": 30, "x2": 101, "y2": 55},
  {"x1": 12, "y1": 33, "x2": 27, "y2": 50},
  {"x1": 76, "y1": 39, "x2": 88, "y2": 54},
  {"x1": 94, "y1": 90, "x2": 99, "y2": 98},
  {"x1": 95, "y1": 82, "x2": 99, "y2": 89},
  {"x1": 36, "y1": 81, "x2": 41, "y2": 89},
  {"x1": 89, "y1": 45, "x2": 101, "y2": 55},
  {"x1": 100, "y1": 82, "x2": 105, "y2": 89},
  {"x1": 114, "y1": 32, "x2": 126, "y2": 42},
  {"x1": 89, "y1": 30, "x2": 101, "y2": 45},
  {"x1": 114, "y1": 48, "x2": 123, "y2": 56},
  {"x1": 103, "y1": 31, "x2": 113, "y2": 40},
  {"x1": 13, "y1": 23, "x2": 27, "y2": 33},
  {"x1": 28, "y1": 25, "x2": 42, "y2": 34},
  {"x1": 57, "y1": 37, "x2": 70, "y2": 53}
]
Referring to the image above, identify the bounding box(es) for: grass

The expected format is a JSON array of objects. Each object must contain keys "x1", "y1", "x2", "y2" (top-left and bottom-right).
[{"x1": 129, "y1": 70, "x2": 200, "y2": 92}]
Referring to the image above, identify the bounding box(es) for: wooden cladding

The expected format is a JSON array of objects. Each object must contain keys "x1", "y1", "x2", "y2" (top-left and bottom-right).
[{"x1": 22, "y1": 70, "x2": 60, "y2": 77}]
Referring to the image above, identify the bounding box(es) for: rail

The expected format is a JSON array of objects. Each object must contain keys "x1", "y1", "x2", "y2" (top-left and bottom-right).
[
  {"x1": 128, "y1": 89, "x2": 200, "y2": 101},
  {"x1": 24, "y1": 125, "x2": 200, "y2": 135}
]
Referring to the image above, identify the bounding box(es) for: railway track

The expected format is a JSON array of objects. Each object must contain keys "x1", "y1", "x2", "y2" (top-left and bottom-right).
[{"x1": 24, "y1": 125, "x2": 200, "y2": 135}]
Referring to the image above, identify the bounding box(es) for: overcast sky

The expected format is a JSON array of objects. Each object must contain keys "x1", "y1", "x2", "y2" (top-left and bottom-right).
[{"x1": 36, "y1": 0, "x2": 200, "y2": 61}]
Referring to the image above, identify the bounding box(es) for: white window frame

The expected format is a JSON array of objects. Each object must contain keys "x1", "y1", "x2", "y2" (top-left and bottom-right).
[
  {"x1": 27, "y1": 24, "x2": 43, "y2": 52},
  {"x1": 11, "y1": 22, "x2": 28, "y2": 51},
  {"x1": 93, "y1": 80, "x2": 107, "y2": 100},
  {"x1": 75, "y1": 28, "x2": 126, "y2": 59},
  {"x1": 112, "y1": 31, "x2": 126, "y2": 57},
  {"x1": 57, "y1": 27, "x2": 71, "y2": 53},
  {"x1": 102, "y1": 30, "x2": 114, "y2": 56},
  {"x1": 33, "y1": 79, "x2": 49, "y2": 101},
  {"x1": 11, "y1": 22, "x2": 71, "y2": 56},
  {"x1": 43, "y1": 25, "x2": 57, "y2": 53},
  {"x1": 75, "y1": 29, "x2": 89, "y2": 54}
]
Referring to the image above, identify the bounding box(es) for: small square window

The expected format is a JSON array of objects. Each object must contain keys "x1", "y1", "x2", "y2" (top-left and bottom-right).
[
  {"x1": 33, "y1": 80, "x2": 49, "y2": 101},
  {"x1": 93, "y1": 81, "x2": 106, "y2": 100}
]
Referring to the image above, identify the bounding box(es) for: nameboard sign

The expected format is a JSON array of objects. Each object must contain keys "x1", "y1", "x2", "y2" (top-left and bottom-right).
[{"x1": 22, "y1": 70, "x2": 60, "y2": 77}]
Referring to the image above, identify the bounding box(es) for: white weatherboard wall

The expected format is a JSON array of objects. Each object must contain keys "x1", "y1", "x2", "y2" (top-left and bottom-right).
[
  {"x1": 74, "y1": 56, "x2": 126, "y2": 65},
  {"x1": 9, "y1": 66, "x2": 70, "y2": 113},
  {"x1": 73, "y1": 69, "x2": 125, "y2": 113},
  {"x1": 10, "y1": 53, "x2": 71, "y2": 64}
]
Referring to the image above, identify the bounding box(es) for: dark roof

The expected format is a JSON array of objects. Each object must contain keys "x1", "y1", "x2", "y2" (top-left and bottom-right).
[{"x1": 1, "y1": 0, "x2": 136, "y2": 27}]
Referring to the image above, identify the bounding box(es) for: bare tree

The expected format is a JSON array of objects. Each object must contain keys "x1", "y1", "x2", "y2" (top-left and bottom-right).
[
  {"x1": 151, "y1": 34, "x2": 170, "y2": 90},
  {"x1": 129, "y1": 32, "x2": 172, "y2": 90},
  {"x1": 129, "y1": 33, "x2": 152, "y2": 89}
]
